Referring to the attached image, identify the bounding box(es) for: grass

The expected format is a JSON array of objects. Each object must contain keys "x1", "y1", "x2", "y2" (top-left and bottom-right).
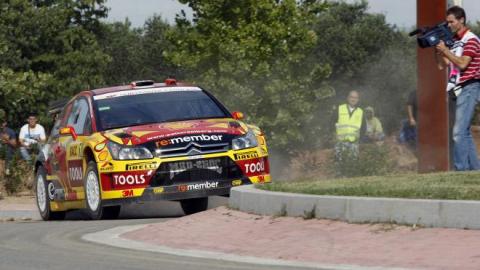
[{"x1": 257, "y1": 171, "x2": 480, "y2": 200}]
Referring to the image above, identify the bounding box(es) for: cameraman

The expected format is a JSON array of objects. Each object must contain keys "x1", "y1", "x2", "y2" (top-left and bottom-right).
[
  {"x1": 435, "y1": 6, "x2": 480, "y2": 171},
  {"x1": 19, "y1": 114, "x2": 46, "y2": 162}
]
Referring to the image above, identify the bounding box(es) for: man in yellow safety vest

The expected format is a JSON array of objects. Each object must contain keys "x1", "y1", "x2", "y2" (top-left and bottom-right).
[{"x1": 334, "y1": 90, "x2": 366, "y2": 158}]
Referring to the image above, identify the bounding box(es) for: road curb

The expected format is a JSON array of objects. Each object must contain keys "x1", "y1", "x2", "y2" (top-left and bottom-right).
[
  {"x1": 229, "y1": 185, "x2": 480, "y2": 230},
  {"x1": 82, "y1": 224, "x2": 414, "y2": 270}
]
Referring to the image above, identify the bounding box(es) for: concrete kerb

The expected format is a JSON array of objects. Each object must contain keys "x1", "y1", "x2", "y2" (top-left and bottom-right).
[
  {"x1": 82, "y1": 225, "x2": 414, "y2": 270},
  {"x1": 229, "y1": 185, "x2": 480, "y2": 230}
]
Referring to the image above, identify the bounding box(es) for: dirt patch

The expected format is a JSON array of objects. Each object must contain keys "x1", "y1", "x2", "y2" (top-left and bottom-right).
[
  {"x1": 277, "y1": 136, "x2": 417, "y2": 181},
  {"x1": 0, "y1": 195, "x2": 36, "y2": 211}
]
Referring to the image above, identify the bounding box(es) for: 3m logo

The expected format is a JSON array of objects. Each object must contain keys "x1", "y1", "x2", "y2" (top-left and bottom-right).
[
  {"x1": 122, "y1": 189, "x2": 134, "y2": 197},
  {"x1": 68, "y1": 167, "x2": 83, "y2": 182}
]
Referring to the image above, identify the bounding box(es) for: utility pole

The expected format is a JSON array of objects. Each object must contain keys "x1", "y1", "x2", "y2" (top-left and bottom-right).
[{"x1": 417, "y1": 0, "x2": 449, "y2": 172}]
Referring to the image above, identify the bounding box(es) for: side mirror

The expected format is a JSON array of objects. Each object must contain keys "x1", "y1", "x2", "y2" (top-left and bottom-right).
[
  {"x1": 60, "y1": 126, "x2": 77, "y2": 141},
  {"x1": 232, "y1": 111, "x2": 244, "y2": 120}
]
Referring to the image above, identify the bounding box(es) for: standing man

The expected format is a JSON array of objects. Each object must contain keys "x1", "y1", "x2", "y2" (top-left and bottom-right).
[
  {"x1": 399, "y1": 90, "x2": 418, "y2": 150},
  {"x1": 435, "y1": 6, "x2": 480, "y2": 171},
  {"x1": 19, "y1": 114, "x2": 46, "y2": 162},
  {"x1": 0, "y1": 110, "x2": 17, "y2": 175},
  {"x1": 334, "y1": 90, "x2": 366, "y2": 158}
]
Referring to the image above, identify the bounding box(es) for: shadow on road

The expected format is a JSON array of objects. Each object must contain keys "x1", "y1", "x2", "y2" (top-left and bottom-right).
[{"x1": 63, "y1": 196, "x2": 229, "y2": 220}]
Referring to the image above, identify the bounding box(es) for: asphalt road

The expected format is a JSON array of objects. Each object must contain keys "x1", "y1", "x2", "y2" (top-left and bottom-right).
[{"x1": 0, "y1": 198, "x2": 316, "y2": 270}]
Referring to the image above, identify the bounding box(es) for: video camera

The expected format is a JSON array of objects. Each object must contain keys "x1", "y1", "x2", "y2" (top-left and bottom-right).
[{"x1": 409, "y1": 22, "x2": 455, "y2": 48}]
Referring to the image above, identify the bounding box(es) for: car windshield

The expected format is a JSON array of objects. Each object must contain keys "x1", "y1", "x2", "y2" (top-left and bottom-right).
[{"x1": 93, "y1": 88, "x2": 229, "y2": 131}]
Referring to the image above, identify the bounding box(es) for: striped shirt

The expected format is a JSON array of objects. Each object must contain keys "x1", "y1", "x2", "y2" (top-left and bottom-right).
[{"x1": 458, "y1": 30, "x2": 480, "y2": 84}]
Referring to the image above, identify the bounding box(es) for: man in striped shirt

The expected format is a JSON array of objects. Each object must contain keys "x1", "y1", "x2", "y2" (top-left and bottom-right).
[{"x1": 436, "y1": 6, "x2": 480, "y2": 171}]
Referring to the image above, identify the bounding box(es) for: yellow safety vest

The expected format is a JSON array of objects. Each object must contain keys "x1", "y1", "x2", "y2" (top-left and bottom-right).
[{"x1": 336, "y1": 104, "x2": 363, "y2": 143}]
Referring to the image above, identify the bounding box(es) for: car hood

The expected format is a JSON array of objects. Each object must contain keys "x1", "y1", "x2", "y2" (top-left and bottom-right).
[{"x1": 101, "y1": 118, "x2": 248, "y2": 146}]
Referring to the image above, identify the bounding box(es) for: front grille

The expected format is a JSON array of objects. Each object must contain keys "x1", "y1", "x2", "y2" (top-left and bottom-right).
[
  {"x1": 150, "y1": 157, "x2": 243, "y2": 186},
  {"x1": 155, "y1": 142, "x2": 230, "y2": 158}
]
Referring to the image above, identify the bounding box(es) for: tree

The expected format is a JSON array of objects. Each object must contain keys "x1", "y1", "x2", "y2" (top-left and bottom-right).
[
  {"x1": 165, "y1": 0, "x2": 332, "y2": 154},
  {"x1": 0, "y1": 0, "x2": 110, "y2": 127},
  {"x1": 310, "y1": 1, "x2": 416, "y2": 141}
]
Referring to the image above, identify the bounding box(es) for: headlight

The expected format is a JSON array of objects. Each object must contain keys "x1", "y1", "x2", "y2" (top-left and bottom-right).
[
  {"x1": 107, "y1": 141, "x2": 153, "y2": 160},
  {"x1": 231, "y1": 130, "x2": 258, "y2": 150}
]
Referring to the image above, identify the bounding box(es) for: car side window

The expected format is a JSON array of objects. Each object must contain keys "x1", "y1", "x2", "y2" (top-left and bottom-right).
[{"x1": 66, "y1": 98, "x2": 91, "y2": 135}]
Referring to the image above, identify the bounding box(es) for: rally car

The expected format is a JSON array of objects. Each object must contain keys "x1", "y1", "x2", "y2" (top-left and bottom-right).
[{"x1": 35, "y1": 79, "x2": 270, "y2": 220}]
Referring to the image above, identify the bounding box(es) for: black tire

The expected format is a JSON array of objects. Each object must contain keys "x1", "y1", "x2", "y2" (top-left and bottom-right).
[
  {"x1": 35, "y1": 166, "x2": 66, "y2": 221},
  {"x1": 180, "y1": 197, "x2": 208, "y2": 215}
]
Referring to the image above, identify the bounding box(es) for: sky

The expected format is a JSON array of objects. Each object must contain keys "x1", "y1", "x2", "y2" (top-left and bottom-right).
[{"x1": 104, "y1": 0, "x2": 480, "y2": 29}]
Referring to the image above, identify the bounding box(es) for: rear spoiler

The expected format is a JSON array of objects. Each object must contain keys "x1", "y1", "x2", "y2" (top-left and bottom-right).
[{"x1": 48, "y1": 98, "x2": 69, "y2": 115}]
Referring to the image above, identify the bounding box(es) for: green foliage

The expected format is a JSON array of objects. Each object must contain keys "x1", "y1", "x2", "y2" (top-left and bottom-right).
[
  {"x1": 0, "y1": 0, "x2": 109, "y2": 128},
  {"x1": 3, "y1": 155, "x2": 33, "y2": 195},
  {"x1": 166, "y1": 0, "x2": 333, "y2": 154},
  {"x1": 314, "y1": 1, "x2": 416, "y2": 141},
  {"x1": 99, "y1": 16, "x2": 176, "y2": 85},
  {"x1": 0, "y1": 0, "x2": 416, "y2": 165},
  {"x1": 330, "y1": 143, "x2": 393, "y2": 178}
]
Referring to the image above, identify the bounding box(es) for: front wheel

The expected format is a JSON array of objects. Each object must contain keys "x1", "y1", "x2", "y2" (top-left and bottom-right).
[
  {"x1": 35, "y1": 166, "x2": 65, "y2": 221},
  {"x1": 84, "y1": 161, "x2": 120, "y2": 220},
  {"x1": 180, "y1": 197, "x2": 208, "y2": 215}
]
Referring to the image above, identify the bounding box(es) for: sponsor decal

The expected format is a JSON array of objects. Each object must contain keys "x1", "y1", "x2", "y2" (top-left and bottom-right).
[
  {"x1": 232, "y1": 180, "x2": 242, "y2": 186},
  {"x1": 69, "y1": 144, "x2": 83, "y2": 158},
  {"x1": 126, "y1": 161, "x2": 157, "y2": 171},
  {"x1": 47, "y1": 182, "x2": 56, "y2": 200},
  {"x1": 234, "y1": 151, "x2": 259, "y2": 161},
  {"x1": 146, "y1": 129, "x2": 230, "y2": 141},
  {"x1": 258, "y1": 175, "x2": 265, "y2": 183},
  {"x1": 67, "y1": 160, "x2": 83, "y2": 183},
  {"x1": 153, "y1": 187, "x2": 164, "y2": 194},
  {"x1": 237, "y1": 157, "x2": 270, "y2": 177},
  {"x1": 178, "y1": 181, "x2": 219, "y2": 192},
  {"x1": 169, "y1": 159, "x2": 222, "y2": 178},
  {"x1": 98, "y1": 151, "x2": 108, "y2": 161},
  {"x1": 100, "y1": 162, "x2": 114, "y2": 172},
  {"x1": 156, "y1": 134, "x2": 223, "y2": 147},
  {"x1": 93, "y1": 87, "x2": 202, "y2": 100},
  {"x1": 113, "y1": 174, "x2": 146, "y2": 186},
  {"x1": 122, "y1": 189, "x2": 134, "y2": 197},
  {"x1": 244, "y1": 160, "x2": 265, "y2": 174}
]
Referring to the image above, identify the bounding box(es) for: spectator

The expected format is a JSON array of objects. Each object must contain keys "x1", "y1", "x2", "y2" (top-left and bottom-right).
[
  {"x1": 0, "y1": 110, "x2": 17, "y2": 175},
  {"x1": 435, "y1": 6, "x2": 480, "y2": 170},
  {"x1": 334, "y1": 90, "x2": 366, "y2": 158},
  {"x1": 399, "y1": 90, "x2": 417, "y2": 150},
  {"x1": 19, "y1": 114, "x2": 46, "y2": 162},
  {"x1": 364, "y1": 106, "x2": 385, "y2": 143}
]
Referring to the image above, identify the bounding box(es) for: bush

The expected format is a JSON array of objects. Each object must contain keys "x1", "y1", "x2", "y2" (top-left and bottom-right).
[
  {"x1": 330, "y1": 143, "x2": 393, "y2": 178},
  {"x1": 2, "y1": 154, "x2": 34, "y2": 195}
]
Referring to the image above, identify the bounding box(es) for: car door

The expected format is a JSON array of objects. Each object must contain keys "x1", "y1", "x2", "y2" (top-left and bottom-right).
[
  {"x1": 64, "y1": 97, "x2": 93, "y2": 200},
  {"x1": 46, "y1": 103, "x2": 72, "y2": 201}
]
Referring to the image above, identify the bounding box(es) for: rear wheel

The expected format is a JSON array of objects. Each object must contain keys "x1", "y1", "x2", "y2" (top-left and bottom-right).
[
  {"x1": 84, "y1": 161, "x2": 120, "y2": 220},
  {"x1": 35, "y1": 167, "x2": 65, "y2": 221},
  {"x1": 180, "y1": 197, "x2": 208, "y2": 215}
]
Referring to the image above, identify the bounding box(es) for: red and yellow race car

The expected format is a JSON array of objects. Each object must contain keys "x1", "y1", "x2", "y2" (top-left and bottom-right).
[{"x1": 35, "y1": 79, "x2": 270, "y2": 220}]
